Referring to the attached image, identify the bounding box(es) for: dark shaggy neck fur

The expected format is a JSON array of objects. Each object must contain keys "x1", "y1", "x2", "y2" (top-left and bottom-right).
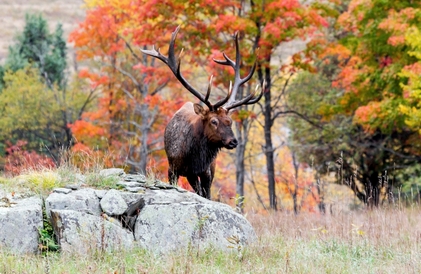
[{"x1": 188, "y1": 133, "x2": 220, "y2": 175}]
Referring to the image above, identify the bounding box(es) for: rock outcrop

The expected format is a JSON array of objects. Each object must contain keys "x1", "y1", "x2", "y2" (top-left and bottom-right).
[
  {"x1": 0, "y1": 196, "x2": 43, "y2": 254},
  {"x1": 0, "y1": 169, "x2": 256, "y2": 254}
]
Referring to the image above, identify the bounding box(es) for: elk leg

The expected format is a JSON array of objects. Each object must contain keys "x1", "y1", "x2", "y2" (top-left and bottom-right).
[
  {"x1": 168, "y1": 168, "x2": 179, "y2": 186},
  {"x1": 199, "y1": 166, "x2": 213, "y2": 200},
  {"x1": 187, "y1": 175, "x2": 202, "y2": 197}
]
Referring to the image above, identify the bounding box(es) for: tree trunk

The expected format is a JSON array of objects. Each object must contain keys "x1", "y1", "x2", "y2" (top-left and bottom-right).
[
  {"x1": 292, "y1": 151, "x2": 299, "y2": 215},
  {"x1": 365, "y1": 173, "x2": 381, "y2": 208},
  {"x1": 138, "y1": 103, "x2": 150, "y2": 174},
  {"x1": 262, "y1": 66, "x2": 277, "y2": 211},
  {"x1": 235, "y1": 120, "x2": 247, "y2": 212},
  {"x1": 316, "y1": 174, "x2": 326, "y2": 214}
]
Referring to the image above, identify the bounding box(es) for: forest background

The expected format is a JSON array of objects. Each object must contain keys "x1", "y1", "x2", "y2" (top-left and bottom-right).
[{"x1": 1, "y1": 0, "x2": 421, "y2": 215}]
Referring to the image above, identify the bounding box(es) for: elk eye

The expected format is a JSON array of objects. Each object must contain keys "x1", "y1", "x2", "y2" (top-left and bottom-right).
[{"x1": 211, "y1": 119, "x2": 218, "y2": 126}]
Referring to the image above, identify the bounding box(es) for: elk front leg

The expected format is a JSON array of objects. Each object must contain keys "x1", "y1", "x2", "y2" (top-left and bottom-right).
[
  {"x1": 199, "y1": 163, "x2": 215, "y2": 199},
  {"x1": 187, "y1": 175, "x2": 203, "y2": 197}
]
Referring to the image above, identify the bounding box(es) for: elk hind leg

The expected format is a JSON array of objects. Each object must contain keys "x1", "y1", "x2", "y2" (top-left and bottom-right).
[{"x1": 168, "y1": 168, "x2": 179, "y2": 186}]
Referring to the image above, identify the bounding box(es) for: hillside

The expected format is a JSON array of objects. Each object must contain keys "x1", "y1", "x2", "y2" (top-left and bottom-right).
[{"x1": 0, "y1": 0, "x2": 85, "y2": 63}]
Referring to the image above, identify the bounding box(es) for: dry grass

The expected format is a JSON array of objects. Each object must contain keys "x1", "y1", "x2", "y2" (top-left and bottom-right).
[{"x1": 1, "y1": 207, "x2": 420, "y2": 273}]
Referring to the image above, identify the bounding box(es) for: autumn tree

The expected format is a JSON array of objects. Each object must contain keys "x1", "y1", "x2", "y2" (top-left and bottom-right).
[
  {"x1": 227, "y1": 2, "x2": 325, "y2": 207},
  {"x1": 69, "y1": 1, "x2": 187, "y2": 174},
  {"x1": 288, "y1": 0, "x2": 421, "y2": 207}
]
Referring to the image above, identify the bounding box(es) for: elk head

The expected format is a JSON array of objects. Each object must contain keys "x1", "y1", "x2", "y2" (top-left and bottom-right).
[{"x1": 141, "y1": 26, "x2": 264, "y2": 148}]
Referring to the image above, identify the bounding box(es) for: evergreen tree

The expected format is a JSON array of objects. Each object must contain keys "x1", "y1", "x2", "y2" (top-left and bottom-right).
[{"x1": 1, "y1": 14, "x2": 67, "y2": 89}]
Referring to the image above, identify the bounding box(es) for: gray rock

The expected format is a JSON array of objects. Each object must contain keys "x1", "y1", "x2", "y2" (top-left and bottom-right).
[
  {"x1": 123, "y1": 173, "x2": 146, "y2": 183},
  {"x1": 0, "y1": 196, "x2": 43, "y2": 254},
  {"x1": 53, "y1": 188, "x2": 72, "y2": 194},
  {"x1": 119, "y1": 192, "x2": 145, "y2": 205},
  {"x1": 45, "y1": 188, "x2": 101, "y2": 218},
  {"x1": 125, "y1": 186, "x2": 146, "y2": 193},
  {"x1": 51, "y1": 210, "x2": 134, "y2": 254},
  {"x1": 100, "y1": 189, "x2": 128, "y2": 215},
  {"x1": 64, "y1": 184, "x2": 80, "y2": 190},
  {"x1": 99, "y1": 168, "x2": 125, "y2": 178},
  {"x1": 143, "y1": 188, "x2": 209, "y2": 205},
  {"x1": 94, "y1": 189, "x2": 108, "y2": 199},
  {"x1": 117, "y1": 181, "x2": 144, "y2": 188},
  {"x1": 134, "y1": 189, "x2": 256, "y2": 253}
]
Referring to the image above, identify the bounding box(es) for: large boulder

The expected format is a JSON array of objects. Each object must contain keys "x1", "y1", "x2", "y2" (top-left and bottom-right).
[
  {"x1": 135, "y1": 189, "x2": 256, "y2": 253},
  {"x1": 50, "y1": 210, "x2": 134, "y2": 254},
  {"x1": 0, "y1": 196, "x2": 43, "y2": 254}
]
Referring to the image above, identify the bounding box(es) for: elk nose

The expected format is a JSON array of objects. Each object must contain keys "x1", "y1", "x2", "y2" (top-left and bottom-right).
[{"x1": 227, "y1": 139, "x2": 238, "y2": 149}]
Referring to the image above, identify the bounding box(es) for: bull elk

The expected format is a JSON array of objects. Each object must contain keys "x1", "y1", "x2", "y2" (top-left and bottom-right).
[{"x1": 141, "y1": 26, "x2": 263, "y2": 199}]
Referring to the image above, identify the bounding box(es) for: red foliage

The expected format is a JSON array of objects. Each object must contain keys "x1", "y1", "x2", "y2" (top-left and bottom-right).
[{"x1": 4, "y1": 140, "x2": 56, "y2": 176}]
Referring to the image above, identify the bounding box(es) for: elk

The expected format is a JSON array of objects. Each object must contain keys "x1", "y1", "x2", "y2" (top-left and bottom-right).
[{"x1": 141, "y1": 26, "x2": 263, "y2": 199}]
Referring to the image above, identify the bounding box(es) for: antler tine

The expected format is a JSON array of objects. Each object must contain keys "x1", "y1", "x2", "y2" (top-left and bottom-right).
[
  {"x1": 140, "y1": 46, "x2": 167, "y2": 63},
  {"x1": 245, "y1": 80, "x2": 265, "y2": 105},
  {"x1": 204, "y1": 75, "x2": 213, "y2": 102},
  {"x1": 213, "y1": 81, "x2": 233, "y2": 109},
  {"x1": 212, "y1": 32, "x2": 258, "y2": 110},
  {"x1": 141, "y1": 26, "x2": 214, "y2": 110},
  {"x1": 213, "y1": 52, "x2": 236, "y2": 67},
  {"x1": 225, "y1": 80, "x2": 265, "y2": 111}
]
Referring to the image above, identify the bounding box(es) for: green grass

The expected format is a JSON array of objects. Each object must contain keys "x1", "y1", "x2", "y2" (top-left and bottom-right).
[{"x1": 1, "y1": 208, "x2": 420, "y2": 273}]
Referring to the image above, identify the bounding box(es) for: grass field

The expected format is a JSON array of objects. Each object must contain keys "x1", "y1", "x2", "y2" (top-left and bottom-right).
[{"x1": 1, "y1": 207, "x2": 420, "y2": 274}]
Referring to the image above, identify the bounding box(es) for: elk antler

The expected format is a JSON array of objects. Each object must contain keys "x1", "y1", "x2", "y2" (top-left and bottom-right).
[
  {"x1": 213, "y1": 32, "x2": 263, "y2": 111},
  {"x1": 141, "y1": 26, "x2": 262, "y2": 112},
  {"x1": 141, "y1": 26, "x2": 231, "y2": 112}
]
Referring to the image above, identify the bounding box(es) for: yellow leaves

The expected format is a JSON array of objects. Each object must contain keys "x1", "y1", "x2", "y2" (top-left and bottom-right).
[
  {"x1": 396, "y1": 27, "x2": 421, "y2": 133},
  {"x1": 399, "y1": 104, "x2": 421, "y2": 134},
  {"x1": 405, "y1": 27, "x2": 421, "y2": 59}
]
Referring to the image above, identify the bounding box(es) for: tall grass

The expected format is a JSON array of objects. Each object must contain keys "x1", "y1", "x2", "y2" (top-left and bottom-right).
[{"x1": 1, "y1": 207, "x2": 420, "y2": 273}]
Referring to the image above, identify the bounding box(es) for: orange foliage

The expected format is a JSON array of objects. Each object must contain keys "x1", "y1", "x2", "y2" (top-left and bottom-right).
[
  {"x1": 337, "y1": 0, "x2": 370, "y2": 34},
  {"x1": 353, "y1": 101, "x2": 382, "y2": 132},
  {"x1": 275, "y1": 148, "x2": 319, "y2": 213},
  {"x1": 378, "y1": 8, "x2": 416, "y2": 46}
]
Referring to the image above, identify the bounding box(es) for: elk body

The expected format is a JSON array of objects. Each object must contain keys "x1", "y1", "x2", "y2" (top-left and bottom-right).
[{"x1": 142, "y1": 27, "x2": 263, "y2": 199}]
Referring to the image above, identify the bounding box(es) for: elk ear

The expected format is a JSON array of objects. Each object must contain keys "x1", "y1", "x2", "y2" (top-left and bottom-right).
[{"x1": 193, "y1": 103, "x2": 207, "y2": 119}]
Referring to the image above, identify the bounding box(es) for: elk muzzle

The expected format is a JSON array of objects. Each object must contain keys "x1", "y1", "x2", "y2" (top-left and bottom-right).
[{"x1": 224, "y1": 138, "x2": 238, "y2": 149}]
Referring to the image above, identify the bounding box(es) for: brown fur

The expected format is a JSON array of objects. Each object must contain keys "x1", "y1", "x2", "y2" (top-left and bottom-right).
[{"x1": 165, "y1": 102, "x2": 237, "y2": 199}]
